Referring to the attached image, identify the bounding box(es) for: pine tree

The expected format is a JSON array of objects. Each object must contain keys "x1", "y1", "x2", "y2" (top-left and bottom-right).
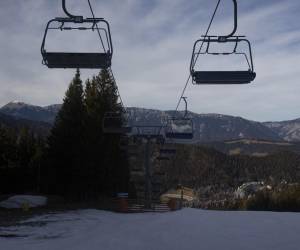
[
  {"x1": 16, "y1": 127, "x2": 38, "y2": 192},
  {"x1": 43, "y1": 69, "x2": 130, "y2": 199},
  {"x1": 0, "y1": 125, "x2": 16, "y2": 168},
  {"x1": 84, "y1": 69, "x2": 129, "y2": 196},
  {"x1": 30, "y1": 136, "x2": 46, "y2": 193},
  {"x1": 17, "y1": 127, "x2": 36, "y2": 169},
  {"x1": 46, "y1": 69, "x2": 87, "y2": 200}
]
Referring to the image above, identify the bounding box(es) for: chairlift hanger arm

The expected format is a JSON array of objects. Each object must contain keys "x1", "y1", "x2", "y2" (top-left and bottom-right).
[
  {"x1": 202, "y1": 0, "x2": 237, "y2": 39},
  {"x1": 226, "y1": 0, "x2": 238, "y2": 38},
  {"x1": 181, "y1": 97, "x2": 188, "y2": 118},
  {"x1": 201, "y1": 0, "x2": 237, "y2": 40},
  {"x1": 62, "y1": 0, "x2": 83, "y2": 21}
]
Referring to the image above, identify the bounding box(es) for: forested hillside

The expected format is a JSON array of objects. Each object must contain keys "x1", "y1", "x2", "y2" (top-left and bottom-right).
[{"x1": 0, "y1": 70, "x2": 129, "y2": 200}]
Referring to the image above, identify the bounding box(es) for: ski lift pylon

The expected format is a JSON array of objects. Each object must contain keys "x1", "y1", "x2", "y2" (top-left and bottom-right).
[{"x1": 41, "y1": 0, "x2": 113, "y2": 69}]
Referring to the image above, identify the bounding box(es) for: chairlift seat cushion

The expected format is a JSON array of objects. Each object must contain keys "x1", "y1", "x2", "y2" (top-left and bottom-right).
[
  {"x1": 43, "y1": 52, "x2": 111, "y2": 69},
  {"x1": 192, "y1": 71, "x2": 256, "y2": 84}
]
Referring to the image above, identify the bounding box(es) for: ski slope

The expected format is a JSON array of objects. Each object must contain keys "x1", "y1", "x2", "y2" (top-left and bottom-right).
[{"x1": 1, "y1": 208, "x2": 300, "y2": 250}]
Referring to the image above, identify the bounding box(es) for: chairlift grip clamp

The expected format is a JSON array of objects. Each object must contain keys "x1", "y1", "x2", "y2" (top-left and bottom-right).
[{"x1": 218, "y1": 36, "x2": 228, "y2": 43}]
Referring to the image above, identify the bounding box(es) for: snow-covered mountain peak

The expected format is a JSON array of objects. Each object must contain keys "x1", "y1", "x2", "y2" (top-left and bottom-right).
[{"x1": 3, "y1": 101, "x2": 31, "y2": 109}]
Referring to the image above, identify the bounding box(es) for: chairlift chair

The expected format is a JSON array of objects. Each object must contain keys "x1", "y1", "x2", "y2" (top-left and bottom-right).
[
  {"x1": 190, "y1": 0, "x2": 256, "y2": 85},
  {"x1": 165, "y1": 117, "x2": 194, "y2": 140},
  {"x1": 165, "y1": 97, "x2": 194, "y2": 140},
  {"x1": 102, "y1": 112, "x2": 132, "y2": 134},
  {"x1": 41, "y1": 0, "x2": 113, "y2": 69},
  {"x1": 190, "y1": 36, "x2": 256, "y2": 84}
]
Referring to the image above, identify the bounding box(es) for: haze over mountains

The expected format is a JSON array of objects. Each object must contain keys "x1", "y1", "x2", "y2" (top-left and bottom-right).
[{"x1": 1, "y1": 101, "x2": 300, "y2": 143}]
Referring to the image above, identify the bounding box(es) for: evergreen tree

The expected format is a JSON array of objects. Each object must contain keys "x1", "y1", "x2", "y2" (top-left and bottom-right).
[
  {"x1": 43, "y1": 69, "x2": 129, "y2": 200},
  {"x1": 0, "y1": 125, "x2": 47, "y2": 194},
  {"x1": 0, "y1": 125, "x2": 16, "y2": 168},
  {"x1": 84, "y1": 69, "x2": 129, "y2": 196},
  {"x1": 16, "y1": 127, "x2": 37, "y2": 192},
  {"x1": 17, "y1": 127, "x2": 36, "y2": 169},
  {"x1": 30, "y1": 136, "x2": 46, "y2": 193},
  {"x1": 46, "y1": 69, "x2": 87, "y2": 200}
]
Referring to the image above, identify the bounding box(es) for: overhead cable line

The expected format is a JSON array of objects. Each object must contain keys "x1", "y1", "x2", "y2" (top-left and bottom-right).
[
  {"x1": 175, "y1": 0, "x2": 221, "y2": 112},
  {"x1": 87, "y1": 0, "x2": 125, "y2": 110},
  {"x1": 87, "y1": 0, "x2": 106, "y2": 52}
]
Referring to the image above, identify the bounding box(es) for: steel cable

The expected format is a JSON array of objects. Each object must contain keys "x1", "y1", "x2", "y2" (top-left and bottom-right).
[
  {"x1": 86, "y1": 0, "x2": 126, "y2": 110},
  {"x1": 175, "y1": 0, "x2": 221, "y2": 112}
]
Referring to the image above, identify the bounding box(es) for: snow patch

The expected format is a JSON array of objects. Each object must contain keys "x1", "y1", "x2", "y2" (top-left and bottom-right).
[
  {"x1": 0, "y1": 195, "x2": 47, "y2": 209},
  {"x1": 1, "y1": 209, "x2": 300, "y2": 250}
]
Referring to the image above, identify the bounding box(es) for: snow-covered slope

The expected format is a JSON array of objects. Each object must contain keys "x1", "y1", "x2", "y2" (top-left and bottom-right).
[
  {"x1": 1, "y1": 209, "x2": 300, "y2": 250},
  {"x1": 264, "y1": 119, "x2": 300, "y2": 142},
  {"x1": 0, "y1": 195, "x2": 47, "y2": 209}
]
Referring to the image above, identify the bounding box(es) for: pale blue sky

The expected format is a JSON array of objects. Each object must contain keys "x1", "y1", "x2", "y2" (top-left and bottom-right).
[{"x1": 0, "y1": 0, "x2": 299, "y2": 122}]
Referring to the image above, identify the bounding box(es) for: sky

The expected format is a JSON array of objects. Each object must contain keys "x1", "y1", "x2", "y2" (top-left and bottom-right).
[{"x1": 0, "y1": 0, "x2": 299, "y2": 122}]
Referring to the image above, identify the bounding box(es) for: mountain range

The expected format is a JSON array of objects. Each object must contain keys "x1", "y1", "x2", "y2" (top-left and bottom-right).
[
  {"x1": 0, "y1": 101, "x2": 59, "y2": 124},
  {"x1": 0, "y1": 111, "x2": 51, "y2": 136},
  {"x1": 0, "y1": 101, "x2": 300, "y2": 143}
]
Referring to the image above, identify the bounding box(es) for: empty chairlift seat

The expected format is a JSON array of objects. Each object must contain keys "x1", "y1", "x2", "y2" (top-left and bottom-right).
[
  {"x1": 44, "y1": 52, "x2": 111, "y2": 69},
  {"x1": 192, "y1": 70, "x2": 256, "y2": 84},
  {"x1": 41, "y1": 17, "x2": 113, "y2": 69},
  {"x1": 165, "y1": 118, "x2": 194, "y2": 140},
  {"x1": 190, "y1": 37, "x2": 256, "y2": 85}
]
